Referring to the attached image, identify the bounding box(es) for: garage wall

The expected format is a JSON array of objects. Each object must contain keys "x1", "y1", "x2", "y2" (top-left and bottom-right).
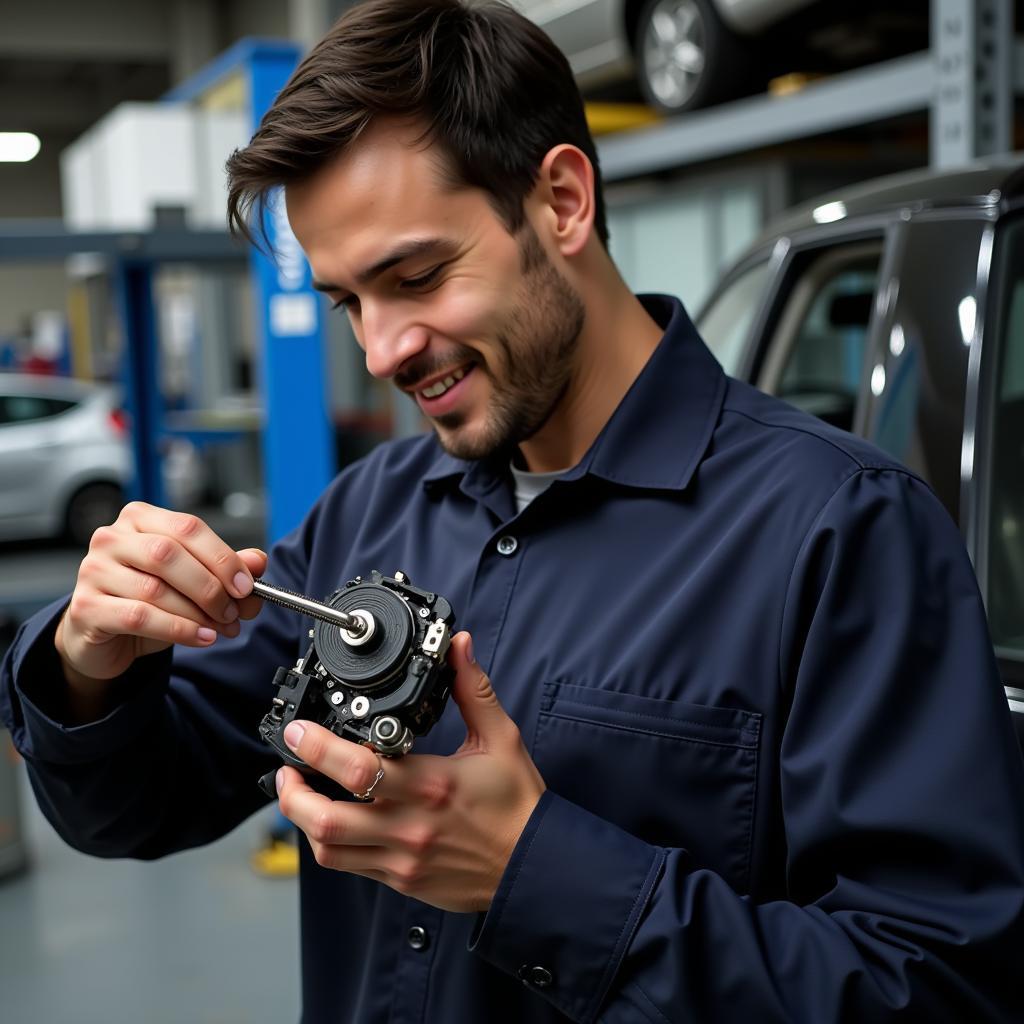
[
  {"x1": 0, "y1": 265, "x2": 69, "y2": 342},
  {"x1": 607, "y1": 178, "x2": 763, "y2": 313}
]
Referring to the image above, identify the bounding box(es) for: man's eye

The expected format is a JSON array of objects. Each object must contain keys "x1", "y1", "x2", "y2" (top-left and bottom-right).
[
  {"x1": 331, "y1": 295, "x2": 359, "y2": 312},
  {"x1": 402, "y1": 265, "x2": 444, "y2": 290}
]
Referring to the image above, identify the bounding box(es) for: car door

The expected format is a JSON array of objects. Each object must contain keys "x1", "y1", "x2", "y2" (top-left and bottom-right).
[
  {"x1": 753, "y1": 237, "x2": 884, "y2": 434},
  {"x1": 970, "y1": 212, "x2": 1024, "y2": 748},
  {"x1": 0, "y1": 393, "x2": 73, "y2": 524},
  {"x1": 727, "y1": 225, "x2": 890, "y2": 445},
  {"x1": 856, "y1": 214, "x2": 988, "y2": 522}
]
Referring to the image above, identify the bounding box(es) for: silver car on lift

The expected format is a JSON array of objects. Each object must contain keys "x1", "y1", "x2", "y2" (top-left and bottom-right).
[{"x1": 515, "y1": 0, "x2": 927, "y2": 114}]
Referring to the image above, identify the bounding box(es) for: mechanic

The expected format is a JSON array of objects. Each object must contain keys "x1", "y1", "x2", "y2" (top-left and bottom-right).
[{"x1": 3, "y1": 1, "x2": 1023, "y2": 1021}]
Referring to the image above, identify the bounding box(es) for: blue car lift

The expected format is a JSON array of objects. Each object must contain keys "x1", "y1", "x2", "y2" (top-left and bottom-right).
[
  {"x1": 2, "y1": 41, "x2": 335, "y2": 547},
  {"x1": 166, "y1": 39, "x2": 336, "y2": 544}
]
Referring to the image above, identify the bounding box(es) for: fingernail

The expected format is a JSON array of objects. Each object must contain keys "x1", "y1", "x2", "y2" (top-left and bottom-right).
[
  {"x1": 197, "y1": 627, "x2": 216, "y2": 643},
  {"x1": 275, "y1": 768, "x2": 285, "y2": 795},
  {"x1": 466, "y1": 634, "x2": 476, "y2": 664},
  {"x1": 284, "y1": 721, "x2": 305, "y2": 750},
  {"x1": 233, "y1": 571, "x2": 252, "y2": 598},
  {"x1": 223, "y1": 602, "x2": 239, "y2": 623}
]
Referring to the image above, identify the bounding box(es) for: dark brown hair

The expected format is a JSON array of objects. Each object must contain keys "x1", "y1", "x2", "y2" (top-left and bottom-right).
[{"x1": 225, "y1": 0, "x2": 607, "y2": 250}]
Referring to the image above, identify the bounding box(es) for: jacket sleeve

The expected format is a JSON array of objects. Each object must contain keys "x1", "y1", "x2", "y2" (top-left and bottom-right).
[
  {"x1": 471, "y1": 469, "x2": 1024, "y2": 1022},
  {"x1": 0, "y1": 507, "x2": 321, "y2": 860}
]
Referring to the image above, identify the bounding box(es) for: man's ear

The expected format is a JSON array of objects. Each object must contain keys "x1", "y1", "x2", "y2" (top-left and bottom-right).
[{"x1": 533, "y1": 144, "x2": 596, "y2": 258}]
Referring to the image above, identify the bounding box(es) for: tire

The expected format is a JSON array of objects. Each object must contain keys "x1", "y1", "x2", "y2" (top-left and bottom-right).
[
  {"x1": 635, "y1": 0, "x2": 750, "y2": 115},
  {"x1": 65, "y1": 482, "x2": 125, "y2": 548}
]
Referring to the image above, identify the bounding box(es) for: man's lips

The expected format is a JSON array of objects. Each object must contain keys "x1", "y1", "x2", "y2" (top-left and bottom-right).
[
  {"x1": 404, "y1": 362, "x2": 474, "y2": 399},
  {"x1": 413, "y1": 364, "x2": 476, "y2": 414}
]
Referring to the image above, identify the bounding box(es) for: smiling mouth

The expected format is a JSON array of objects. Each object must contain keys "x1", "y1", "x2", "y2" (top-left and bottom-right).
[{"x1": 418, "y1": 365, "x2": 469, "y2": 399}]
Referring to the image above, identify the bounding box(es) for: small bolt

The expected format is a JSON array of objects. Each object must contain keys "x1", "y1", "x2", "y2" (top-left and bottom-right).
[
  {"x1": 330, "y1": 692, "x2": 344, "y2": 706},
  {"x1": 419, "y1": 606, "x2": 430, "y2": 618},
  {"x1": 308, "y1": 629, "x2": 315, "y2": 638}
]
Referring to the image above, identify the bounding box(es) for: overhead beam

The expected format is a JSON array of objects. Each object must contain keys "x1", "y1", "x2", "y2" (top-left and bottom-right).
[
  {"x1": 0, "y1": 222, "x2": 246, "y2": 263},
  {"x1": 598, "y1": 51, "x2": 934, "y2": 182}
]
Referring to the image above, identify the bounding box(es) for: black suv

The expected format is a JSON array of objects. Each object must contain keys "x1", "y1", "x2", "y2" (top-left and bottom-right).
[{"x1": 696, "y1": 156, "x2": 1024, "y2": 746}]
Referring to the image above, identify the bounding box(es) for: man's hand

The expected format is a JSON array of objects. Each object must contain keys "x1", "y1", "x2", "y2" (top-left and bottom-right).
[
  {"x1": 276, "y1": 631, "x2": 546, "y2": 913},
  {"x1": 55, "y1": 502, "x2": 267, "y2": 704}
]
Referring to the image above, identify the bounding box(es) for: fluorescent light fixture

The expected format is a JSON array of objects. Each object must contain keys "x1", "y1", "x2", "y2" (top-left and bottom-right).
[
  {"x1": 958, "y1": 296, "x2": 976, "y2": 346},
  {"x1": 0, "y1": 132, "x2": 41, "y2": 162},
  {"x1": 812, "y1": 200, "x2": 847, "y2": 224}
]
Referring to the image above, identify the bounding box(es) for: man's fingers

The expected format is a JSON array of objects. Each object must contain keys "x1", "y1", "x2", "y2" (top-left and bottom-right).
[
  {"x1": 64, "y1": 591, "x2": 233, "y2": 648},
  {"x1": 283, "y1": 721, "x2": 388, "y2": 798},
  {"x1": 236, "y1": 548, "x2": 268, "y2": 619},
  {"x1": 86, "y1": 562, "x2": 227, "y2": 631},
  {"x1": 106, "y1": 532, "x2": 239, "y2": 625},
  {"x1": 276, "y1": 766, "x2": 382, "y2": 846},
  {"x1": 115, "y1": 502, "x2": 256, "y2": 600}
]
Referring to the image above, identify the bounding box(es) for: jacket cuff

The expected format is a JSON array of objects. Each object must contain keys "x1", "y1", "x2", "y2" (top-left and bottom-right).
[
  {"x1": 470, "y1": 790, "x2": 665, "y2": 1022},
  {"x1": 4, "y1": 596, "x2": 170, "y2": 765}
]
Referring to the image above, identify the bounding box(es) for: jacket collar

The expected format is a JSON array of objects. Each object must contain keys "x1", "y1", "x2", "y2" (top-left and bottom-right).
[{"x1": 423, "y1": 295, "x2": 726, "y2": 499}]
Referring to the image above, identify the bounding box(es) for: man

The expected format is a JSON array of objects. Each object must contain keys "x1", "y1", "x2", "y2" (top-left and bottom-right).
[{"x1": 3, "y1": 1, "x2": 1023, "y2": 1021}]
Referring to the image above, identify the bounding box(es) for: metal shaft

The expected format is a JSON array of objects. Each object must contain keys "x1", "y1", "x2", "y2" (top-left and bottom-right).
[{"x1": 252, "y1": 579, "x2": 367, "y2": 635}]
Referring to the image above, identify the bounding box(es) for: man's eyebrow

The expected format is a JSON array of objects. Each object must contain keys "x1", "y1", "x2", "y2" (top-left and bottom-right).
[{"x1": 311, "y1": 237, "x2": 456, "y2": 293}]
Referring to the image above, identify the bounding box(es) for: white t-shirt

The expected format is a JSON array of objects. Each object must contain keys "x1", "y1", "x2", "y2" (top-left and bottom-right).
[{"x1": 509, "y1": 461, "x2": 565, "y2": 514}]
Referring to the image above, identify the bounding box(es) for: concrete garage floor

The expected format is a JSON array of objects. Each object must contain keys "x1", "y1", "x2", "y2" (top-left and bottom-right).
[
  {"x1": 0, "y1": 506, "x2": 306, "y2": 1023},
  {"x1": 1, "y1": 780, "x2": 301, "y2": 1024}
]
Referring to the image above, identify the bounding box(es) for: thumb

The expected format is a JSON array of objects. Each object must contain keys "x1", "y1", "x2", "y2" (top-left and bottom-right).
[
  {"x1": 237, "y1": 547, "x2": 268, "y2": 578},
  {"x1": 449, "y1": 631, "x2": 510, "y2": 746}
]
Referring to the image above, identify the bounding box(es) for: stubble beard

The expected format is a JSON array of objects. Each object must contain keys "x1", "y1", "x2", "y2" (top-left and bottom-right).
[{"x1": 432, "y1": 226, "x2": 586, "y2": 462}]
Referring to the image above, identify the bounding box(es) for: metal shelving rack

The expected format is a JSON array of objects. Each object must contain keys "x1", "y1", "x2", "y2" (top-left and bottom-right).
[{"x1": 597, "y1": 0, "x2": 1018, "y2": 183}]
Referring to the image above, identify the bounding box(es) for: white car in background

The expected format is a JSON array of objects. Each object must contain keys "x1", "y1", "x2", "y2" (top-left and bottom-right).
[
  {"x1": 0, "y1": 374, "x2": 200, "y2": 546},
  {"x1": 515, "y1": 0, "x2": 928, "y2": 114}
]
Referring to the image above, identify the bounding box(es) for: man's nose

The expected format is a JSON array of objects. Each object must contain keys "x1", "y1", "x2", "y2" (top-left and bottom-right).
[{"x1": 360, "y1": 304, "x2": 430, "y2": 380}]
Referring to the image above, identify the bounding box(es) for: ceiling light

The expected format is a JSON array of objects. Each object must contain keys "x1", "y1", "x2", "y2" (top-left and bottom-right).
[{"x1": 0, "y1": 133, "x2": 41, "y2": 162}]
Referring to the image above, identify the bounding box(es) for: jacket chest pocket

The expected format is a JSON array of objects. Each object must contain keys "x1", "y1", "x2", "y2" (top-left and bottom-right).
[{"x1": 531, "y1": 681, "x2": 761, "y2": 894}]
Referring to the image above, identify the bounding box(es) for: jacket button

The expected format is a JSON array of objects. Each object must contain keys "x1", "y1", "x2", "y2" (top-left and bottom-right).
[
  {"x1": 517, "y1": 964, "x2": 554, "y2": 989},
  {"x1": 407, "y1": 926, "x2": 429, "y2": 951},
  {"x1": 496, "y1": 535, "x2": 518, "y2": 556}
]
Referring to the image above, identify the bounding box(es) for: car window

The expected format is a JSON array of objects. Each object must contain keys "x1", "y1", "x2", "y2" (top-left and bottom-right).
[
  {"x1": 0, "y1": 394, "x2": 76, "y2": 426},
  {"x1": 758, "y1": 245, "x2": 882, "y2": 433},
  {"x1": 696, "y1": 259, "x2": 773, "y2": 376},
  {"x1": 863, "y1": 219, "x2": 983, "y2": 522},
  {"x1": 988, "y1": 224, "x2": 1024, "y2": 655}
]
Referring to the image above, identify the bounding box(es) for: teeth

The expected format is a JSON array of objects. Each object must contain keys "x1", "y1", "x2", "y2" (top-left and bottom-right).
[{"x1": 421, "y1": 366, "x2": 468, "y2": 399}]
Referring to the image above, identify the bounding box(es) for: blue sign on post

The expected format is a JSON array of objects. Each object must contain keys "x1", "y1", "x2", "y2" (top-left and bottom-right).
[
  {"x1": 162, "y1": 39, "x2": 336, "y2": 542},
  {"x1": 245, "y1": 44, "x2": 336, "y2": 543}
]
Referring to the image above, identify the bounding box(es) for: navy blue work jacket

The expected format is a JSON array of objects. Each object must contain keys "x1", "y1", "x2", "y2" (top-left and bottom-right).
[{"x1": 4, "y1": 297, "x2": 1024, "y2": 1023}]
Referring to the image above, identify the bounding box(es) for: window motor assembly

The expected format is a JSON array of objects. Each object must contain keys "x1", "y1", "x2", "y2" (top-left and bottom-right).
[{"x1": 254, "y1": 570, "x2": 456, "y2": 799}]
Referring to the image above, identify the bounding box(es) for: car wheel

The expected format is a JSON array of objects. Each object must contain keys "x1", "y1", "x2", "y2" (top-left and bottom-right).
[
  {"x1": 65, "y1": 482, "x2": 125, "y2": 548},
  {"x1": 635, "y1": 0, "x2": 748, "y2": 114}
]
